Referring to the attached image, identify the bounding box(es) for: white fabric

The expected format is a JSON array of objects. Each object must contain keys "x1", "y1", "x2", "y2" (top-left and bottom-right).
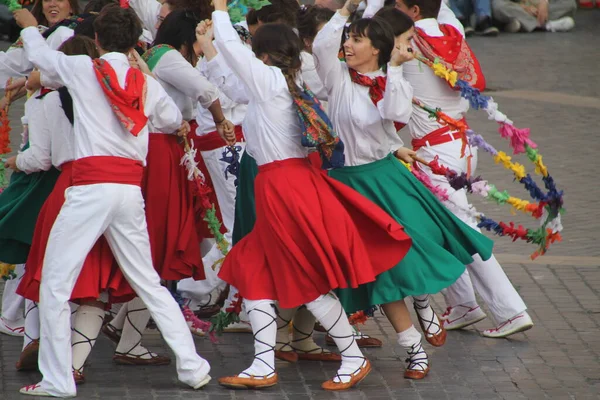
[
  {"x1": 313, "y1": 11, "x2": 412, "y2": 167},
  {"x1": 0, "y1": 26, "x2": 73, "y2": 83},
  {"x1": 23, "y1": 300, "x2": 39, "y2": 350},
  {"x1": 38, "y1": 184, "x2": 209, "y2": 396},
  {"x1": 1, "y1": 263, "x2": 25, "y2": 323},
  {"x1": 291, "y1": 306, "x2": 322, "y2": 352},
  {"x1": 71, "y1": 304, "x2": 104, "y2": 372},
  {"x1": 115, "y1": 297, "x2": 153, "y2": 358},
  {"x1": 16, "y1": 91, "x2": 74, "y2": 172},
  {"x1": 150, "y1": 49, "x2": 219, "y2": 125},
  {"x1": 275, "y1": 306, "x2": 297, "y2": 351},
  {"x1": 129, "y1": 0, "x2": 161, "y2": 39},
  {"x1": 22, "y1": 27, "x2": 182, "y2": 165},
  {"x1": 242, "y1": 299, "x2": 278, "y2": 377},
  {"x1": 300, "y1": 51, "x2": 328, "y2": 101},
  {"x1": 213, "y1": 10, "x2": 308, "y2": 166},
  {"x1": 362, "y1": 0, "x2": 384, "y2": 18}
]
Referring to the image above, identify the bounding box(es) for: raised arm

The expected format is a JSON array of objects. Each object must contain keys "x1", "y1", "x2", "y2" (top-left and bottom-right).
[
  {"x1": 378, "y1": 42, "x2": 414, "y2": 123},
  {"x1": 362, "y1": 0, "x2": 385, "y2": 18},
  {"x1": 200, "y1": 51, "x2": 250, "y2": 105},
  {"x1": 212, "y1": 9, "x2": 283, "y2": 102},
  {"x1": 312, "y1": 8, "x2": 350, "y2": 92}
]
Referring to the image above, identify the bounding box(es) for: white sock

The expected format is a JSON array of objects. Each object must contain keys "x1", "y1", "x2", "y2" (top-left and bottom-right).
[
  {"x1": 71, "y1": 304, "x2": 105, "y2": 373},
  {"x1": 413, "y1": 295, "x2": 442, "y2": 336},
  {"x1": 292, "y1": 306, "x2": 330, "y2": 353},
  {"x1": 306, "y1": 294, "x2": 364, "y2": 383},
  {"x1": 108, "y1": 300, "x2": 129, "y2": 331},
  {"x1": 115, "y1": 297, "x2": 154, "y2": 359},
  {"x1": 275, "y1": 306, "x2": 297, "y2": 351},
  {"x1": 23, "y1": 300, "x2": 39, "y2": 350},
  {"x1": 240, "y1": 299, "x2": 277, "y2": 378},
  {"x1": 397, "y1": 325, "x2": 428, "y2": 371}
]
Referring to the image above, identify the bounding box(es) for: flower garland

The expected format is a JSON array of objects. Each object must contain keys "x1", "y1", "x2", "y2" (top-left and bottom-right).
[
  {"x1": 0, "y1": 79, "x2": 15, "y2": 193},
  {"x1": 0, "y1": 262, "x2": 16, "y2": 281},
  {"x1": 408, "y1": 55, "x2": 564, "y2": 259}
]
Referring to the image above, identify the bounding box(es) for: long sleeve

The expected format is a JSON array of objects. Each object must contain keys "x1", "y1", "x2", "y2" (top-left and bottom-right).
[
  {"x1": 129, "y1": 0, "x2": 161, "y2": 39},
  {"x1": 16, "y1": 100, "x2": 52, "y2": 173},
  {"x1": 363, "y1": 0, "x2": 385, "y2": 18},
  {"x1": 312, "y1": 11, "x2": 348, "y2": 93},
  {"x1": 144, "y1": 76, "x2": 183, "y2": 133},
  {"x1": 202, "y1": 51, "x2": 251, "y2": 105},
  {"x1": 438, "y1": 1, "x2": 466, "y2": 37},
  {"x1": 300, "y1": 52, "x2": 328, "y2": 101},
  {"x1": 378, "y1": 64, "x2": 413, "y2": 123},
  {"x1": 0, "y1": 48, "x2": 29, "y2": 83},
  {"x1": 21, "y1": 26, "x2": 85, "y2": 88},
  {"x1": 153, "y1": 50, "x2": 219, "y2": 109},
  {"x1": 213, "y1": 10, "x2": 285, "y2": 103}
]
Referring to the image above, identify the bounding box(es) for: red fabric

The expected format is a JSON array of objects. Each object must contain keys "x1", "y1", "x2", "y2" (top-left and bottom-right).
[
  {"x1": 414, "y1": 25, "x2": 486, "y2": 91},
  {"x1": 218, "y1": 158, "x2": 412, "y2": 308},
  {"x1": 411, "y1": 118, "x2": 468, "y2": 154},
  {"x1": 194, "y1": 125, "x2": 245, "y2": 152},
  {"x1": 17, "y1": 162, "x2": 135, "y2": 303},
  {"x1": 72, "y1": 156, "x2": 143, "y2": 186},
  {"x1": 93, "y1": 59, "x2": 148, "y2": 136},
  {"x1": 189, "y1": 120, "x2": 226, "y2": 239},
  {"x1": 348, "y1": 68, "x2": 405, "y2": 132},
  {"x1": 142, "y1": 135, "x2": 205, "y2": 281},
  {"x1": 307, "y1": 151, "x2": 322, "y2": 169}
]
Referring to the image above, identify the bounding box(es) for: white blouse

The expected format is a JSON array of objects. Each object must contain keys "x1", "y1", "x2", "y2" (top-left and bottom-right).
[
  {"x1": 312, "y1": 11, "x2": 413, "y2": 167},
  {"x1": 213, "y1": 10, "x2": 307, "y2": 165},
  {"x1": 129, "y1": 0, "x2": 161, "y2": 40},
  {"x1": 149, "y1": 49, "x2": 219, "y2": 132},
  {"x1": 16, "y1": 90, "x2": 74, "y2": 172},
  {"x1": 300, "y1": 51, "x2": 327, "y2": 101}
]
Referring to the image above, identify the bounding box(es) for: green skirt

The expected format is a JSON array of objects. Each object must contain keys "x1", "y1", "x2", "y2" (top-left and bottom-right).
[
  {"x1": 0, "y1": 167, "x2": 61, "y2": 264},
  {"x1": 231, "y1": 151, "x2": 259, "y2": 245},
  {"x1": 329, "y1": 154, "x2": 493, "y2": 313}
]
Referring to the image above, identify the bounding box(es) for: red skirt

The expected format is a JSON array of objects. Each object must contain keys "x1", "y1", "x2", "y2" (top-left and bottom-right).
[
  {"x1": 218, "y1": 158, "x2": 412, "y2": 308},
  {"x1": 190, "y1": 121, "x2": 226, "y2": 239},
  {"x1": 17, "y1": 162, "x2": 134, "y2": 303},
  {"x1": 142, "y1": 134, "x2": 204, "y2": 281}
]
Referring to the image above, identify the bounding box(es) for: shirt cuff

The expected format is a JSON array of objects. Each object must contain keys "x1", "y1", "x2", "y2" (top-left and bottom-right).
[
  {"x1": 387, "y1": 64, "x2": 404, "y2": 78},
  {"x1": 213, "y1": 11, "x2": 238, "y2": 43}
]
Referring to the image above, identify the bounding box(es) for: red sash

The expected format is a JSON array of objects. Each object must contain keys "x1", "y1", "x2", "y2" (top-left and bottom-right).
[
  {"x1": 413, "y1": 24, "x2": 486, "y2": 91},
  {"x1": 93, "y1": 59, "x2": 148, "y2": 136},
  {"x1": 72, "y1": 156, "x2": 144, "y2": 187},
  {"x1": 194, "y1": 126, "x2": 245, "y2": 152}
]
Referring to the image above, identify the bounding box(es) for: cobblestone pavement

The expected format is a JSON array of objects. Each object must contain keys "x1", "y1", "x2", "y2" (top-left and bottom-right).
[{"x1": 1, "y1": 10, "x2": 600, "y2": 400}]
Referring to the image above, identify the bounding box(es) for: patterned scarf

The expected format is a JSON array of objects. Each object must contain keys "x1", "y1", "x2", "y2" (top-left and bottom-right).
[
  {"x1": 293, "y1": 84, "x2": 344, "y2": 169},
  {"x1": 348, "y1": 68, "x2": 405, "y2": 132},
  {"x1": 93, "y1": 59, "x2": 148, "y2": 136},
  {"x1": 142, "y1": 44, "x2": 175, "y2": 71},
  {"x1": 413, "y1": 24, "x2": 486, "y2": 91}
]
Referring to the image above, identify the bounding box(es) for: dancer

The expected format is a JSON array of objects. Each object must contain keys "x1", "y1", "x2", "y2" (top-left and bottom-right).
[
  {"x1": 313, "y1": 0, "x2": 493, "y2": 379},
  {"x1": 210, "y1": 1, "x2": 412, "y2": 390},
  {"x1": 386, "y1": 0, "x2": 533, "y2": 337},
  {"x1": 14, "y1": 5, "x2": 211, "y2": 396}
]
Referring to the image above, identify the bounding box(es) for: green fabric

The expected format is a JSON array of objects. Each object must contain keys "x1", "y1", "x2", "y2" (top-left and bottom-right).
[
  {"x1": 232, "y1": 151, "x2": 259, "y2": 245},
  {"x1": 329, "y1": 154, "x2": 493, "y2": 313},
  {"x1": 142, "y1": 44, "x2": 175, "y2": 72},
  {"x1": 0, "y1": 165, "x2": 61, "y2": 264}
]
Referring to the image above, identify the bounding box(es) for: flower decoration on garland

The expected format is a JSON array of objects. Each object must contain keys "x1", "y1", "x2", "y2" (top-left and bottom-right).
[{"x1": 227, "y1": 0, "x2": 271, "y2": 23}]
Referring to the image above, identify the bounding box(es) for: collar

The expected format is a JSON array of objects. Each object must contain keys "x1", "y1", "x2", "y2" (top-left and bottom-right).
[{"x1": 100, "y1": 52, "x2": 130, "y2": 65}]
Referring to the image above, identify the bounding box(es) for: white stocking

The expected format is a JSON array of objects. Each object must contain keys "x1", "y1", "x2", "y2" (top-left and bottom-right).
[
  {"x1": 115, "y1": 297, "x2": 154, "y2": 359},
  {"x1": 240, "y1": 299, "x2": 277, "y2": 378},
  {"x1": 413, "y1": 295, "x2": 442, "y2": 337},
  {"x1": 275, "y1": 306, "x2": 297, "y2": 352},
  {"x1": 71, "y1": 304, "x2": 105, "y2": 373},
  {"x1": 107, "y1": 300, "x2": 129, "y2": 331},
  {"x1": 292, "y1": 306, "x2": 330, "y2": 354},
  {"x1": 397, "y1": 325, "x2": 428, "y2": 371},
  {"x1": 23, "y1": 300, "x2": 40, "y2": 350},
  {"x1": 305, "y1": 294, "x2": 364, "y2": 383}
]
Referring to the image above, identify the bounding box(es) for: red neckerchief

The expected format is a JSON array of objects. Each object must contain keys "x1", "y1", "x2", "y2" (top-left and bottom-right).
[
  {"x1": 348, "y1": 68, "x2": 405, "y2": 131},
  {"x1": 93, "y1": 58, "x2": 148, "y2": 136},
  {"x1": 413, "y1": 24, "x2": 486, "y2": 92}
]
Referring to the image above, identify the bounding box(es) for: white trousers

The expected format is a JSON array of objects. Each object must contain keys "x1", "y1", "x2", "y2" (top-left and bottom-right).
[
  {"x1": 38, "y1": 183, "x2": 209, "y2": 396},
  {"x1": 1, "y1": 263, "x2": 25, "y2": 323},
  {"x1": 417, "y1": 140, "x2": 527, "y2": 323},
  {"x1": 178, "y1": 143, "x2": 246, "y2": 303}
]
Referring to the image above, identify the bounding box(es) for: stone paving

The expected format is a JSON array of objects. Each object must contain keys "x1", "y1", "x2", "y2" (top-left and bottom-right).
[{"x1": 1, "y1": 9, "x2": 600, "y2": 400}]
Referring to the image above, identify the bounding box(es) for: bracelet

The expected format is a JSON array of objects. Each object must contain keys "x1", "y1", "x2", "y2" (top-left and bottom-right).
[{"x1": 215, "y1": 117, "x2": 226, "y2": 125}]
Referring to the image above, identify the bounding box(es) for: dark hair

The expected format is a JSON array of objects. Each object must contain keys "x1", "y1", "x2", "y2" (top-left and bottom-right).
[
  {"x1": 298, "y1": 5, "x2": 334, "y2": 48},
  {"x1": 93, "y1": 4, "x2": 142, "y2": 53},
  {"x1": 252, "y1": 23, "x2": 302, "y2": 97},
  {"x1": 374, "y1": 7, "x2": 414, "y2": 37},
  {"x1": 246, "y1": 8, "x2": 258, "y2": 25},
  {"x1": 164, "y1": 0, "x2": 214, "y2": 21},
  {"x1": 401, "y1": 0, "x2": 442, "y2": 19},
  {"x1": 347, "y1": 17, "x2": 395, "y2": 67},
  {"x1": 31, "y1": 0, "x2": 80, "y2": 27},
  {"x1": 83, "y1": 0, "x2": 116, "y2": 13},
  {"x1": 58, "y1": 34, "x2": 99, "y2": 58},
  {"x1": 254, "y1": 0, "x2": 300, "y2": 28},
  {"x1": 153, "y1": 9, "x2": 200, "y2": 65},
  {"x1": 73, "y1": 15, "x2": 98, "y2": 38}
]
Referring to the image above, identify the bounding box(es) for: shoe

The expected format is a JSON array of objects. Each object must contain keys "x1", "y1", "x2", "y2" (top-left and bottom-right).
[
  {"x1": 326, "y1": 333, "x2": 383, "y2": 348},
  {"x1": 482, "y1": 311, "x2": 534, "y2": 338},
  {"x1": 19, "y1": 383, "x2": 74, "y2": 397},
  {"x1": 475, "y1": 16, "x2": 499, "y2": 36},
  {"x1": 274, "y1": 350, "x2": 299, "y2": 363},
  {"x1": 16, "y1": 340, "x2": 39, "y2": 371},
  {"x1": 546, "y1": 17, "x2": 575, "y2": 32},
  {"x1": 113, "y1": 352, "x2": 172, "y2": 366},
  {"x1": 441, "y1": 305, "x2": 487, "y2": 330},
  {"x1": 223, "y1": 320, "x2": 252, "y2": 333},
  {"x1": 296, "y1": 348, "x2": 342, "y2": 362},
  {"x1": 322, "y1": 359, "x2": 371, "y2": 390},
  {"x1": 414, "y1": 302, "x2": 446, "y2": 347},
  {"x1": 403, "y1": 343, "x2": 429, "y2": 380},
  {"x1": 504, "y1": 19, "x2": 522, "y2": 33},
  {"x1": 73, "y1": 370, "x2": 85, "y2": 385},
  {"x1": 192, "y1": 374, "x2": 211, "y2": 389},
  {"x1": 0, "y1": 317, "x2": 25, "y2": 337},
  {"x1": 218, "y1": 373, "x2": 279, "y2": 389},
  {"x1": 101, "y1": 323, "x2": 121, "y2": 345}
]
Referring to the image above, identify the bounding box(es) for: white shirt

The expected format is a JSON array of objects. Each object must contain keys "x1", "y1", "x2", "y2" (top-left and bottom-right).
[
  {"x1": 22, "y1": 27, "x2": 182, "y2": 164},
  {"x1": 0, "y1": 26, "x2": 73, "y2": 83},
  {"x1": 213, "y1": 10, "x2": 307, "y2": 165},
  {"x1": 313, "y1": 11, "x2": 413, "y2": 167},
  {"x1": 16, "y1": 90, "x2": 75, "y2": 173},
  {"x1": 196, "y1": 51, "x2": 248, "y2": 135},
  {"x1": 300, "y1": 51, "x2": 328, "y2": 102},
  {"x1": 148, "y1": 49, "x2": 219, "y2": 132},
  {"x1": 403, "y1": 12, "x2": 468, "y2": 140},
  {"x1": 129, "y1": 0, "x2": 161, "y2": 40}
]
